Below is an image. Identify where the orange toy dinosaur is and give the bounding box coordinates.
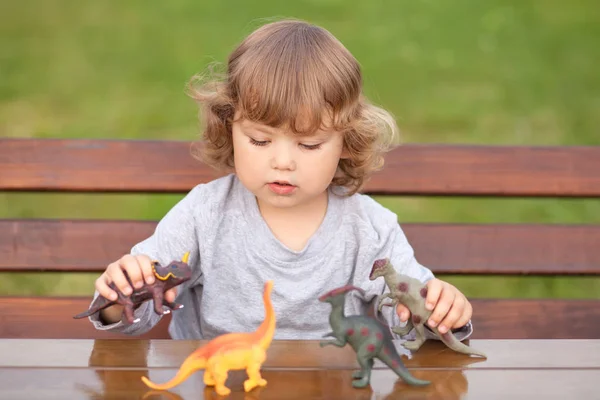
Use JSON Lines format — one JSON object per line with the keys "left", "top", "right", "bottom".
{"left": 141, "top": 280, "right": 276, "bottom": 396}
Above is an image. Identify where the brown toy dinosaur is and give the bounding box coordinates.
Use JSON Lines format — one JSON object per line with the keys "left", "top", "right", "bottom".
{"left": 369, "top": 258, "right": 487, "bottom": 358}
{"left": 319, "top": 285, "right": 430, "bottom": 388}
{"left": 73, "top": 252, "right": 193, "bottom": 325}
{"left": 141, "top": 280, "right": 276, "bottom": 396}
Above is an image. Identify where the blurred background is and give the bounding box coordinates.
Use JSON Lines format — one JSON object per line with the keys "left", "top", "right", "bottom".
{"left": 1, "top": 1, "right": 598, "bottom": 298}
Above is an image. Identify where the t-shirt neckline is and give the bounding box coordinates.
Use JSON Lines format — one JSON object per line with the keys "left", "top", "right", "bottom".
{"left": 237, "top": 177, "right": 344, "bottom": 263}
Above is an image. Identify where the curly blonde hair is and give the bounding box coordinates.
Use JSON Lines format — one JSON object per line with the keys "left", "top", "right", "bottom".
{"left": 187, "top": 18, "right": 399, "bottom": 195}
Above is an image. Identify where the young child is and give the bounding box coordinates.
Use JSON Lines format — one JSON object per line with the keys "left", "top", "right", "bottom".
{"left": 90, "top": 18, "right": 473, "bottom": 342}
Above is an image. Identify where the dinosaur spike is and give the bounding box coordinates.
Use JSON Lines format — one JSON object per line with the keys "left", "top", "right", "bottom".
{"left": 318, "top": 285, "right": 365, "bottom": 301}
{"left": 181, "top": 252, "right": 190, "bottom": 264}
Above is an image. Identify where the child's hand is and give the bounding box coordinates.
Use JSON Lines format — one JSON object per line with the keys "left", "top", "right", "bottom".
{"left": 95, "top": 254, "right": 177, "bottom": 303}
{"left": 396, "top": 278, "right": 472, "bottom": 334}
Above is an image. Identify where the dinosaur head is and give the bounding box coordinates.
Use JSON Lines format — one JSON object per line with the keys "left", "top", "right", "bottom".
{"left": 152, "top": 252, "right": 193, "bottom": 285}
{"left": 318, "top": 285, "right": 366, "bottom": 305}
{"left": 369, "top": 258, "right": 390, "bottom": 280}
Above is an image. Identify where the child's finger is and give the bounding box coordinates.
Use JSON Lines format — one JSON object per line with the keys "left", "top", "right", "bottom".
{"left": 120, "top": 254, "right": 144, "bottom": 291}
{"left": 427, "top": 285, "right": 455, "bottom": 328}
{"left": 425, "top": 279, "right": 443, "bottom": 311}
{"left": 106, "top": 261, "right": 132, "bottom": 296}
{"left": 135, "top": 255, "right": 155, "bottom": 285}
{"left": 395, "top": 303, "right": 410, "bottom": 322}
{"left": 95, "top": 273, "right": 117, "bottom": 301}
{"left": 438, "top": 295, "right": 465, "bottom": 334}
{"left": 453, "top": 298, "right": 472, "bottom": 329}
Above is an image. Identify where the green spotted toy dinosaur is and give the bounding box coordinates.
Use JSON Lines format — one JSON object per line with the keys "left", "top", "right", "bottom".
{"left": 369, "top": 257, "right": 487, "bottom": 358}
{"left": 318, "top": 285, "right": 430, "bottom": 389}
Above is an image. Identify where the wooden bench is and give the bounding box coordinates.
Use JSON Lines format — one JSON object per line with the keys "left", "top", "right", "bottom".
{"left": 1, "top": 138, "right": 599, "bottom": 339}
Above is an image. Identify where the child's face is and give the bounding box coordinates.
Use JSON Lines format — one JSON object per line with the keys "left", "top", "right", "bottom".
{"left": 232, "top": 113, "right": 346, "bottom": 210}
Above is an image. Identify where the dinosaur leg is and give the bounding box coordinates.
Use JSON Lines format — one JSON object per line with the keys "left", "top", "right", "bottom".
{"left": 392, "top": 319, "right": 414, "bottom": 336}
{"left": 244, "top": 363, "right": 268, "bottom": 392}
{"left": 352, "top": 358, "right": 373, "bottom": 380}
{"left": 401, "top": 321, "right": 427, "bottom": 351}
{"left": 162, "top": 299, "right": 183, "bottom": 311}
{"left": 319, "top": 336, "right": 347, "bottom": 348}
{"left": 377, "top": 293, "right": 396, "bottom": 312}
{"left": 243, "top": 347, "right": 268, "bottom": 392}
{"left": 244, "top": 365, "right": 267, "bottom": 392}
{"left": 210, "top": 363, "right": 230, "bottom": 396}
{"left": 114, "top": 290, "right": 139, "bottom": 324}
{"left": 123, "top": 302, "right": 140, "bottom": 324}
{"left": 352, "top": 352, "right": 374, "bottom": 388}
{"left": 203, "top": 371, "right": 215, "bottom": 386}
{"left": 151, "top": 290, "right": 167, "bottom": 316}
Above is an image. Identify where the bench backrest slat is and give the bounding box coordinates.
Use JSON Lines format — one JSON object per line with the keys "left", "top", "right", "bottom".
{"left": 1, "top": 297, "right": 598, "bottom": 339}
{"left": 2, "top": 139, "right": 600, "bottom": 197}
{"left": 2, "top": 220, "right": 598, "bottom": 275}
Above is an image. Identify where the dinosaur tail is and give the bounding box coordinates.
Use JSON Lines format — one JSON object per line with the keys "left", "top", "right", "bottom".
{"left": 140, "top": 349, "right": 207, "bottom": 390}
{"left": 72, "top": 297, "right": 112, "bottom": 319}
{"left": 378, "top": 342, "right": 430, "bottom": 386}
{"left": 435, "top": 329, "right": 487, "bottom": 358}
{"left": 255, "top": 280, "right": 276, "bottom": 350}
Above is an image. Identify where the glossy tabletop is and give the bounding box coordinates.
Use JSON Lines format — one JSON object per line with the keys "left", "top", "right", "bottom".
{"left": 1, "top": 339, "right": 598, "bottom": 399}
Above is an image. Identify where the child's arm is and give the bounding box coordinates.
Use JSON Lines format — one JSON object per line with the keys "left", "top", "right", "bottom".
{"left": 99, "top": 304, "right": 124, "bottom": 325}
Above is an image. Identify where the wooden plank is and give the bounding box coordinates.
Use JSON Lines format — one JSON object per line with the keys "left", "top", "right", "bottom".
{"left": 1, "top": 138, "right": 600, "bottom": 196}
{"left": 2, "top": 338, "right": 599, "bottom": 370}
{"left": 403, "top": 223, "right": 600, "bottom": 275}
{"left": 3, "top": 368, "right": 600, "bottom": 400}
{"left": 0, "top": 297, "right": 598, "bottom": 339}
{"left": 469, "top": 299, "right": 600, "bottom": 339}
{"left": 0, "top": 297, "right": 171, "bottom": 339}
{"left": 1, "top": 368, "right": 599, "bottom": 400}
{"left": 0, "top": 219, "right": 156, "bottom": 272}
{"left": 369, "top": 144, "right": 600, "bottom": 197}
{"left": 1, "top": 219, "right": 599, "bottom": 275}
{"left": 0, "top": 138, "right": 217, "bottom": 193}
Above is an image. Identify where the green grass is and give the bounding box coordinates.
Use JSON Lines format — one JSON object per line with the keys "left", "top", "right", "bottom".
{"left": 1, "top": 0, "right": 599, "bottom": 297}
{"left": 1, "top": 273, "right": 598, "bottom": 300}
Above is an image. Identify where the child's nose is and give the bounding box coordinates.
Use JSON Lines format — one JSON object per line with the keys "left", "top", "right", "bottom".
{"left": 270, "top": 145, "right": 296, "bottom": 171}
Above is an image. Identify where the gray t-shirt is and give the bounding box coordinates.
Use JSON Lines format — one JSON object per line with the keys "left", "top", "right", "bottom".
{"left": 89, "top": 173, "right": 472, "bottom": 341}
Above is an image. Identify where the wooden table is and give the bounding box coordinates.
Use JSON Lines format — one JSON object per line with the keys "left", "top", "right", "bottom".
{"left": 1, "top": 339, "right": 598, "bottom": 399}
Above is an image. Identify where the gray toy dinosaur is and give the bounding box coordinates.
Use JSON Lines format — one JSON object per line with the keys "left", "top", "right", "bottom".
{"left": 318, "top": 285, "right": 431, "bottom": 388}
{"left": 369, "top": 257, "right": 487, "bottom": 358}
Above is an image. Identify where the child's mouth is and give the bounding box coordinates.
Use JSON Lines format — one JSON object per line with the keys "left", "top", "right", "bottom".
{"left": 268, "top": 181, "right": 297, "bottom": 195}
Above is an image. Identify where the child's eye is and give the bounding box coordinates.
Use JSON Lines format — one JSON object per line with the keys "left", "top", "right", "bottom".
{"left": 249, "top": 138, "right": 269, "bottom": 146}
{"left": 300, "top": 143, "right": 322, "bottom": 150}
